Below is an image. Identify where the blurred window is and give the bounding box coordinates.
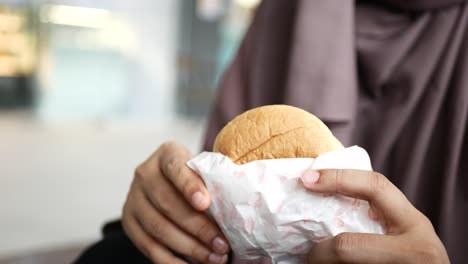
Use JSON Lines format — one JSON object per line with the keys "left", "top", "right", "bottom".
{"left": 5, "top": 0, "right": 260, "bottom": 120}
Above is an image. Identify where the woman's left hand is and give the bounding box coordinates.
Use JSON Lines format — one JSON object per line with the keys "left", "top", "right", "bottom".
{"left": 302, "top": 169, "right": 450, "bottom": 264}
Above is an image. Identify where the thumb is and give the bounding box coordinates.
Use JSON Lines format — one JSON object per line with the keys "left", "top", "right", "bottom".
{"left": 308, "top": 232, "right": 398, "bottom": 263}
{"left": 158, "top": 142, "right": 211, "bottom": 211}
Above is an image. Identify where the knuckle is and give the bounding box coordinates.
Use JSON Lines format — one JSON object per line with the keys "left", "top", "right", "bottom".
{"left": 368, "top": 171, "right": 389, "bottom": 197}
{"left": 333, "top": 233, "right": 354, "bottom": 260}
{"left": 155, "top": 190, "right": 172, "bottom": 217}
{"left": 181, "top": 179, "right": 195, "bottom": 197}
{"left": 194, "top": 217, "right": 217, "bottom": 243}
{"left": 160, "top": 141, "right": 177, "bottom": 152}
{"left": 134, "top": 165, "right": 147, "bottom": 182}
{"left": 419, "top": 213, "right": 434, "bottom": 228}
{"left": 122, "top": 195, "right": 137, "bottom": 228}
{"left": 335, "top": 169, "right": 345, "bottom": 192}
{"left": 121, "top": 221, "right": 148, "bottom": 258}
{"left": 142, "top": 244, "right": 167, "bottom": 264}
{"left": 166, "top": 156, "right": 183, "bottom": 178}
{"left": 122, "top": 200, "right": 131, "bottom": 220}
{"left": 147, "top": 215, "right": 166, "bottom": 240}
{"left": 121, "top": 211, "right": 131, "bottom": 235}
{"left": 188, "top": 243, "right": 208, "bottom": 261}
{"left": 416, "top": 241, "right": 445, "bottom": 263}
{"left": 145, "top": 248, "right": 164, "bottom": 264}
{"left": 138, "top": 242, "right": 152, "bottom": 259}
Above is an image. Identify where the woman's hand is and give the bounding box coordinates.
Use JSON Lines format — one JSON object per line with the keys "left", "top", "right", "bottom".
{"left": 302, "top": 169, "right": 449, "bottom": 264}
{"left": 122, "top": 142, "right": 229, "bottom": 264}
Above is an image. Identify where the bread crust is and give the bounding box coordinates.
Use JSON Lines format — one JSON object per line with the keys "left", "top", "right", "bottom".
{"left": 213, "top": 105, "right": 344, "bottom": 164}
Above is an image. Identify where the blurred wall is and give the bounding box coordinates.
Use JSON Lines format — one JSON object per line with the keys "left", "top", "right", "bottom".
{"left": 37, "top": 0, "right": 180, "bottom": 122}
{"left": 0, "top": 0, "right": 258, "bottom": 260}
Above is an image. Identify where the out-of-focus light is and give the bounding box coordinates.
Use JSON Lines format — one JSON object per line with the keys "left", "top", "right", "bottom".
{"left": 196, "top": 0, "right": 224, "bottom": 21}
{"left": 0, "top": 33, "right": 26, "bottom": 51}
{"left": 40, "top": 4, "right": 110, "bottom": 28}
{"left": 235, "top": 0, "right": 261, "bottom": 9}
{"left": 97, "top": 19, "right": 137, "bottom": 55}
{"left": 0, "top": 14, "right": 23, "bottom": 32}
{"left": 0, "top": 55, "right": 17, "bottom": 77}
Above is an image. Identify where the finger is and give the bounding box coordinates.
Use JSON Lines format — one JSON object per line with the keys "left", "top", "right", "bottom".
{"left": 159, "top": 142, "right": 211, "bottom": 211}
{"left": 123, "top": 213, "right": 188, "bottom": 264}
{"left": 135, "top": 189, "right": 228, "bottom": 263}
{"left": 135, "top": 144, "right": 230, "bottom": 255}
{"left": 301, "top": 169, "right": 417, "bottom": 229}
{"left": 139, "top": 170, "right": 230, "bottom": 254}
{"left": 308, "top": 232, "right": 401, "bottom": 263}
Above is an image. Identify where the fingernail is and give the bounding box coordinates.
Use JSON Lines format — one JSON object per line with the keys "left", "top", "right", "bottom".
{"left": 301, "top": 170, "right": 320, "bottom": 185}
{"left": 212, "top": 236, "right": 229, "bottom": 253}
{"left": 191, "top": 191, "right": 205, "bottom": 208}
{"left": 208, "top": 253, "right": 225, "bottom": 264}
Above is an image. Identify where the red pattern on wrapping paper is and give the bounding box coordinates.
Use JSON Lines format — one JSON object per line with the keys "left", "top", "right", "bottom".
{"left": 335, "top": 207, "right": 346, "bottom": 228}
{"left": 217, "top": 211, "right": 226, "bottom": 226}
{"left": 244, "top": 218, "right": 255, "bottom": 233}
{"left": 279, "top": 175, "right": 288, "bottom": 183}
{"left": 212, "top": 181, "right": 223, "bottom": 195}
{"left": 335, "top": 208, "right": 345, "bottom": 217}
{"left": 232, "top": 257, "right": 274, "bottom": 264}
{"left": 280, "top": 226, "right": 297, "bottom": 240}
{"left": 294, "top": 178, "right": 304, "bottom": 191}
{"left": 218, "top": 200, "right": 226, "bottom": 212}
{"left": 211, "top": 181, "right": 226, "bottom": 225}
{"left": 335, "top": 218, "right": 345, "bottom": 227}
{"left": 368, "top": 207, "right": 380, "bottom": 221}
{"left": 218, "top": 155, "right": 229, "bottom": 166}
{"left": 291, "top": 243, "right": 309, "bottom": 254}
{"left": 212, "top": 200, "right": 226, "bottom": 226}
{"left": 230, "top": 206, "right": 238, "bottom": 219}
{"left": 352, "top": 199, "right": 361, "bottom": 210}
{"left": 275, "top": 199, "right": 286, "bottom": 213}
{"left": 202, "top": 156, "right": 377, "bottom": 264}
{"left": 234, "top": 170, "right": 247, "bottom": 177}
{"left": 248, "top": 193, "right": 263, "bottom": 209}
{"left": 268, "top": 243, "right": 280, "bottom": 253}
{"left": 258, "top": 171, "right": 265, "bottom": 184}
{"left": 313, "top": 236, "right": 329, "bottom": 243}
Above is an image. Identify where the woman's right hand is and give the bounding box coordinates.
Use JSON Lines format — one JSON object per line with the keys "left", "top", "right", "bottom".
{"left": 122, "top": 142, "right": 230, "bottom": 264}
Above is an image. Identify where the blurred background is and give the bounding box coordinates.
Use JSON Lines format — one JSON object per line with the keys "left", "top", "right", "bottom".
{"left": 0, "top": 0, "right": 259, "bottom": 262}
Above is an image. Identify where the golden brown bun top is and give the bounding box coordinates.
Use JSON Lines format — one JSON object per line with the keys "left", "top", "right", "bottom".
{"left": 213, "top": 105, "right": 344, "bottom": 164}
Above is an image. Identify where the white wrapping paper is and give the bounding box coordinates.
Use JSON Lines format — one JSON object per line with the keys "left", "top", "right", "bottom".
{"left": 187, "top": 146, "right": 384, "bottom": 263}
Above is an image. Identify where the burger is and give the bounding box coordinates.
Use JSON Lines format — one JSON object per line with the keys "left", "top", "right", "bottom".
{"left": 213, "top": 105, "right": 343, "bottom": 164}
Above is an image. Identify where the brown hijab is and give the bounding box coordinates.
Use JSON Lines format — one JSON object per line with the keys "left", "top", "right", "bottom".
{"left": 203, "top": 0, "right": 468, "bottom": 262}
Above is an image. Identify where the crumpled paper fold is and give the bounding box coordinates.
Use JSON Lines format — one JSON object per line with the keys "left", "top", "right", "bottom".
{"left": 187, "top": 146, "right": 384, "bottom": 263}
